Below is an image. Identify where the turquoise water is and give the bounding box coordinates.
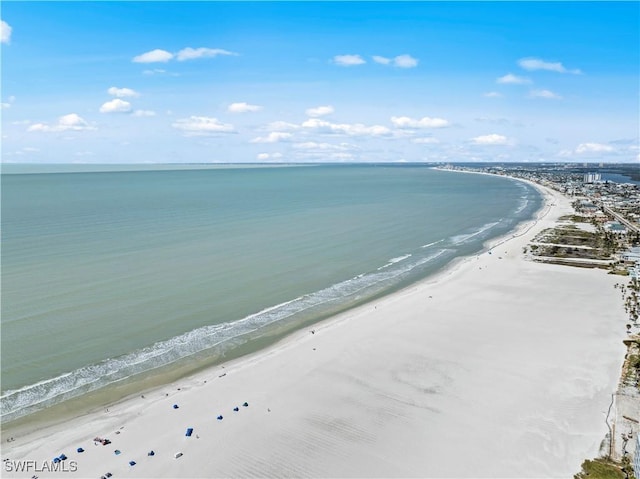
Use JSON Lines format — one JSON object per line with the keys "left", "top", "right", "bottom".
{"left": 1, "top": 165, "right": 541, "bottom": 422}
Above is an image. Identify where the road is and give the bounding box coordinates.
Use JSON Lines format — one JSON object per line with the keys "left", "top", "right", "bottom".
{"left": 602, "top": 205, "right": 640, "bottom": 234}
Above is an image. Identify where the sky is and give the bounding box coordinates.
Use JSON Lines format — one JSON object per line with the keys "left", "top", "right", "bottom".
{"left": 1, "top": 1, "right": 639, "bottom": 164}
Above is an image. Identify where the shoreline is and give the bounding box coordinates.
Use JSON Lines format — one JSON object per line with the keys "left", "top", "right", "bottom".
{"left": 0, "top": 168, "right": 541, "bottom": 432}
{"left": 2, "top": 178, "right": 627, "bottom": 477}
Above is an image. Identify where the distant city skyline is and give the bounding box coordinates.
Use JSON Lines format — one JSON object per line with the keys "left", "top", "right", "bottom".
{"left": 1, "top": 1, "right": 638, "bottom": 164}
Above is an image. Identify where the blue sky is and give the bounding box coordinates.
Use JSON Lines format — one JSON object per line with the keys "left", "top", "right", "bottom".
{"left": 1, "top": 1, "right": 638, "bottom": 163}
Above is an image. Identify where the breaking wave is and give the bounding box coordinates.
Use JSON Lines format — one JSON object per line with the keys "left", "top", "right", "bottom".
{"left": 1, "top": 248, "right": 452, "bottom": 422}
{"left": 449, "top": 221, "right": 500, "bottom": 246}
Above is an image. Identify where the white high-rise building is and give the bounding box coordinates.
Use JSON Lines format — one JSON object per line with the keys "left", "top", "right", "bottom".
{"left": 583, "top": 172, "right": 602, "bottom": 183}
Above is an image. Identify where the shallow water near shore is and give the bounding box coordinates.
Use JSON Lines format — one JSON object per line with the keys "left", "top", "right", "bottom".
{"left": 1, "top": 164, "right": 542, "bottom": 424}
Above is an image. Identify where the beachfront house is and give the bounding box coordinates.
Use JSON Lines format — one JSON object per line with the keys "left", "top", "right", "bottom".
{"left": 605, "top": 221, "right": 628, "bottom": 235}
{"left": 622, "top": 247, "right": 640, "bottom": 264}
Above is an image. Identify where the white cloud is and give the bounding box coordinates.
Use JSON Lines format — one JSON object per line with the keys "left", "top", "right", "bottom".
{"left": 257, "top": 152, "right": 283, "bottom": 161}
{"left": 372, "top": 55, "right": 391, "bottom": 65}
{"left": 228, "top": 102, "right": 262, "bottom": 113}
{"left": 176, "top": 47, "right": 236, "bottom": 61}
{"left": 302, "top": 118, "right": 391, "bottom": 137}
{"left": 99, "top": 99, "right": 132, "bottom": 113}
{"left": 28, "top": 113, "right": 95, "bottom": 132}
{"left": 265, "top": 121, "right": 300, "bottom": 131}
{"left": 143, "top": 69, "right": 167, "bottom": 75}
{"left": 393, "top": 54, "right": 418, "bottom": 68}
{"left": 134, "top": 47, "right": 235, "bottom": 64}
{"left": 1, "top": 102, "right": 9, "bottom": 109}
{"left": 391, "top": 116, "right": 450, "bottom": 129}
{"left": 497, "top": 73, "right": 531, "bottom": 85}
{"left": 412, "top": 137, "right": 440, "bottom": 144}
{"left": 1, "top": 20, "right": 12, "bottom": 44}
{"left": 305, "top": 105, "right": 334, "bottom": 117}
{"left": 172, "top": 116, "right": 235, "bottom": 136}
{"left": 132, "top": 49, "right": 174, "bottom": 63}
{"left": 529, "top": 89, "right": 562, "bottom": 99}
{"left": 333, "top": 54, "right": 366, "bottom": 66}
{"left": 250, "top": 132, "right": 292, "bottom": 143}
{"left": 292, "top": 141, "right": 352, "bottom": 151}
{"left": 518, "top": 57, "right": 581, "bottom": 74}
{"left": 372, "top": 54, "right": 418, "bottom": 68}
{"left": 575, "top": 143, "right": 614, "bottom": 154}
{"left": 484, "top": 92, "right": 503, "bottom": 98}
{"left": 132, "top": 110, "right": 156, "bottom": 117}
{"left": 108, "top": 87, "right": 139, "bottom": 98}
{"left": 22, "top": 147, "right": 40, "bottom": 152}
{"left": 471, "top": 134, "right": 509, "bottom": 145}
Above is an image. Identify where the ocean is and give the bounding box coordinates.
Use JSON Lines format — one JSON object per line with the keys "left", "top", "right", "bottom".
{"left": 0, "top": 164, "right": 542, "bottom": 424}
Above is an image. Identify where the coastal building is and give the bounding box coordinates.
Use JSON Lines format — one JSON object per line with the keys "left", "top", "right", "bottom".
{"left": 605, "top": 221, "right": 628, "bottom": 235}
{"left": 583, "top": 172, "right": 602, "bottom": 184}
{"left": 622, "top": 247, "right": 640, "bottom": 264}
{"left": 575, "top": 200, "right": 599, "bottom": 216}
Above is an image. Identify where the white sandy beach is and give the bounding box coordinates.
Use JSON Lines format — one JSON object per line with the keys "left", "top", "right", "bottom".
{"left": 2, "top": 183, "right": 627, "bottom": 478}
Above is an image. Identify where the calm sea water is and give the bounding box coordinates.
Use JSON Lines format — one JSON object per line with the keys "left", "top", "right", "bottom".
{"left": 1, "top": 165, "right": 541, "bottom": 422}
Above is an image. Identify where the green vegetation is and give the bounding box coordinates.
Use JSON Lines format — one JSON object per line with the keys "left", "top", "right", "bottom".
{"left": 627, "top": 279, "right": 640, "bottom": 324}
{"left": 531, "top": 226, "right": 614, "bottom": 261}
{"left": 530, "top": 209, "right": 628, "bottom": 265}
{"left": 629, "top": 354, "right": 640, "bottom": 373}
{"left": 574, "top": 457, "right": 631, "bottom": 479}
{"left": 622, "top": 352, "right": 640, "bottom": 388}
{"left": 559, "top": 214, "right": 591, "bottom": 223}
{"left": 619, "top": 278, "right": 640, "bottom": 324}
